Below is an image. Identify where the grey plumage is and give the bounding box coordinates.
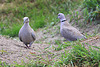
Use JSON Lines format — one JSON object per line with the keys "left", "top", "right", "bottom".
{"left": 19, "top": 17, "right": 36, "bottom": 48}
{"left": 58, "top": 13, "right": 86, "bottom": 41}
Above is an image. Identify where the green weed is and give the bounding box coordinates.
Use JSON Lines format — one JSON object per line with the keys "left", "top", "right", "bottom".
{"left": 0, "top": 23, "right": 22, "bottom": 37}
{"left": 83, "top": 0, "right": 100, "bottom": 23}
{"left": 59, "top": 42, "right": 100, "bottom": 67}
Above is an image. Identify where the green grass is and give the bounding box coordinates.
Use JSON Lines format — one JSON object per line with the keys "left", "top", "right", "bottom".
{"left": 59, "top": 43, "right": 100, "bottom": 67}
{"left": 0, "top": 0, "right": 83, "bottom": 37}
{"left": 82, "top": 0, "right": 100, "bottom": 23}
{"left": 53, "top": 39, "right": 100, "bottom": 67}
{"left": 68, "top": 0, "right": 100, "bottom": 28}
{"left": 0, "top": 60, "right": 46, "bottom": 67}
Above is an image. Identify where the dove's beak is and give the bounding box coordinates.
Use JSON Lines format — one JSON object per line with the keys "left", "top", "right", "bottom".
{"left": 23, "top": 20, "right": 25, "bottom": 24}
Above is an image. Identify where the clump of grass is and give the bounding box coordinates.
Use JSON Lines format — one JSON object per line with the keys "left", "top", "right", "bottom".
{"left": 0, "top": 61, "right": 10, "bottom": 67}
{"left": 69, "top": 0, "right": 100, "bottom": 27}
{"left": 55, "top": 44, "right": 63, "bottom": 51}
{"left": 54, "top": 40, "right": 73, "bottom": 51}
{"left": 0, "top": 60, "right": 46, "bottom": 67}
{"left": 82, "top": 0, "right": 100, "bottom": 23}
{"left": 59, "top": 42, "right": 100, "bottom": 67}
{"left": 0, "top": 23, "right": 22, "bottom": 37}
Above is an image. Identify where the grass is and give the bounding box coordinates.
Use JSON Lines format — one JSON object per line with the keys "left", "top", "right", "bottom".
{"left": 83, "top": 0, "right": 100, "bottom": 21}
{"left": 82, "top": 0, "right": 100, "bottom": 24}
{"left": 0, "top": 0, "right": 83, "bottom": 37}
{"left": 0, "top": 60, "right": 46, "bottom": 67}
{"left": 68, "top": 0, "right": 100, "bottom": 28}
{"left": 60, "top": 43, "right": 100, "bottom": 67}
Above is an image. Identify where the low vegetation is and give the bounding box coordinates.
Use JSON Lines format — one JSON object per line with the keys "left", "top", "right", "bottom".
{"left": 0, "top": 0, "right": 100, "bottom": 67}
{"left": 0, "top": 0, "right": 82, "bottom": 37}
{"left": 60, "top": 43, "right": 100, "bottom": 67}
{"left": 83, "top": 0, "right": 100, "bottom": 22}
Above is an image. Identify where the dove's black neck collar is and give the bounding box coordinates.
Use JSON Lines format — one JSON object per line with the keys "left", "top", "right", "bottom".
{"left": 61, "top": 19, "right": 66, "bottom": 22}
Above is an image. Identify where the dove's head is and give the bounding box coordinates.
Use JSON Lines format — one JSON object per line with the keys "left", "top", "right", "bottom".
{"left": 58, "top": 13, "right": 66, "bottom": 22}
{"left": 23, "top": 17, "right": 29, "bottom": 23}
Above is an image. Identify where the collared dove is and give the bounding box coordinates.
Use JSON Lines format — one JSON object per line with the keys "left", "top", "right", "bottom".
{"left": 19, "top": 17, "right": 36, "bottom": 48}
{"left": 58, "top": 13, "right": 86, "bottom": 41}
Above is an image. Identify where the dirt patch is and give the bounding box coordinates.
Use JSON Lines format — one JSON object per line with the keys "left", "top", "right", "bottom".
{"left": 0, "top": 35, "right": 68, "bottom": 64}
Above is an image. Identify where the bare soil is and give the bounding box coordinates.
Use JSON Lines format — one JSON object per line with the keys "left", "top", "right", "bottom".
{"left": 0, "top": 35, "right": 69, "bottom": 64}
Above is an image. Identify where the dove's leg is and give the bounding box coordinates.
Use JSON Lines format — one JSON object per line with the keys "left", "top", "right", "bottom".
{"left": 29, "top": 41, "right": 33, "bottom": 47}
{"left": 24, "top": 43, "right": 29, "bottom": 48}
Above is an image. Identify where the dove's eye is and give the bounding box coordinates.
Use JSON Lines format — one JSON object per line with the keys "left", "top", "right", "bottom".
{"left": 58, "top": 14, "right": 60, "bottom": 16}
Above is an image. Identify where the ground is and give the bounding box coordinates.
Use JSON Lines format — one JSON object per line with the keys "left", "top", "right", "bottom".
{"left": 0, "top": 33, "right": 99, "bottom": 64}
{"left": 0, "top": 35, "right": 68, "bottom": 64}
{"left": 0, "top": 12, "right": 100, "bottom": 64}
